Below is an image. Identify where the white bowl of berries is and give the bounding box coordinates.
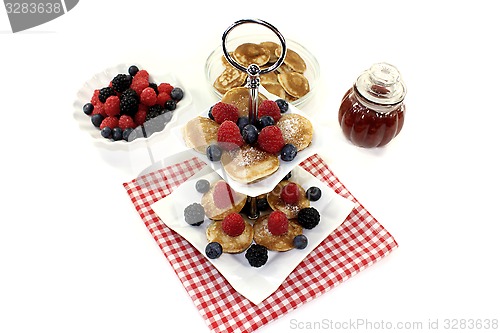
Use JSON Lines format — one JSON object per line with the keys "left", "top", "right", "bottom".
{"left": 73, "top": 64, "right": 192, "bottom": 148}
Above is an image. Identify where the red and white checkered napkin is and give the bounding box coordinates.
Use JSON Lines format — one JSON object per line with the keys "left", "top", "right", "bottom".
{"left": 123, "top": 154, "right": 398, "bottom": 333}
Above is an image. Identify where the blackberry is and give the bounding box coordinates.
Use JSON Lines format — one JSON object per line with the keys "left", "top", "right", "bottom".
{"left": 276, "top": 99, "right": 289, "bottom": 113}
{"left": 195, "top": 179, "right": 210, "bottom": 193}
{"left": 297, "top": 207, "right": 320, "bottom": 229}
{"left": 256, "top": 197, "right": 269, "bottom": 211}
{"left": 98, "top": 86, "right": 116, "bottom": 103}
{"left": 245, "top": 244, "right": 268, "bottom": 267}
{"left": 306, "top": 187, "right": 322, "bottom": 201}
{"left": 120, "top": 96, "right": 139, "bottom": 116}
{"left": 170, "top": 87, "right": 184, "bottom": 101}
{"left": 128, "top": 65, "right": 139, "bottom": 77}
{"left": 205, "top": 242, "right": 223, "bottom": 259}
{"left": 121, "top": 88, "right": 139, "bottom": 102}
{"left": 146, "top": 104, "right": 165, "bottom": 121}
{"left": 164, "top": 99, "right": 176, "bottom": 111}
{"left": 149, "top": 82, "right": 159, "bottom": 94}
{"left": 111, "top": 74, "right": 132, "bottom": 93}
{"left": 184, "top": 203, "right": 205, "bottom": 226}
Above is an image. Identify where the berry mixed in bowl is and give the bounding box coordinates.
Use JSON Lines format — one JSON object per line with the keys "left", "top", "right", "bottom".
{"left": 74, "top": 64, "right": 192, "bottom": 147}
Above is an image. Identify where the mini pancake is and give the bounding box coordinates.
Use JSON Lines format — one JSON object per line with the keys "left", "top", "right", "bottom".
{"left": 267, "top": 181, "right": 310, "bottom": 219}
{"left": 221, "top": 145, "right": 279, "bottom": 184}
{"left": 183, "top": 116, "right": 220, "bottom": 153}
{"left": 277, "top": 72, "right": 310, "bottom": 99}
{"left": 213, "top": 67, "right": 247, "bottom": 95}
{"left": 221, "top": 87, "right": 267, "bottom": 118}
{"left": 201, "top": 180, "right": 247, "bottom": 221}
{"left": 260, "top": 41, "right": 280, "bottom": 63}
{"left": 206, "top": 219, "right": 254, "bottom": 253}
{"left": 253, "top": 215, "right": 303, "bottom": 252}
{"left": 262, "top": 82, "right": 287, "bottom": 99}
{"left": 276, "top": 113, "right": 313, "bottom": 151}
{"left": 233, "top": 43, "right": 270, "bottom": 67}
{"left": 275, "top": 48, "right": 307, "bottom": 73}
{"left": 259, "top": 71, "right": 279, "bottom": 84}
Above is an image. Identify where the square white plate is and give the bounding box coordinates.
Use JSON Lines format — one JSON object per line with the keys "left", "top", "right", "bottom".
{"left": 151, "top": 165, "right": 354, "bottom": 304}
{"left": 171, "top": 87, "right": 323, "bottom": 197}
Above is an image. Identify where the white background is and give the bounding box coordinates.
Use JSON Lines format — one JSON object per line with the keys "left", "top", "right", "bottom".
{"left": 1, "top": 1, "right": 499, "bottom": 332}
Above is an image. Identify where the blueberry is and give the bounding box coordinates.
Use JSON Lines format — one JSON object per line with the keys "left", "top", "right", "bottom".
{"left": 82, "top": 103, "right": 94, "bottom": 115}
{"left": 90, "top": 114, "right": 104, "bottom": 127}
{"left": 256, "top": 197, "right": 269, "bottom": 211}
{"left": 170, "top": 87, "right": 184, "bottom": 101}
{"left": 242, "top": 124, "right": 258, "bottom": 144}
{"left": 281, "top": 143, "right": 297, "bottom": 162}
{"left": 208, "top": 106, "right": 214, "bottom": 120}
{"left": 206, "top": 144, "right": 222, "bottom": 162}
{"left": 122, "top": 128, "right": 133, "bottom": 141}
{"left": 282, "top": 171, "right": 292, "bottom": 181}
{"left": 258, "top": 115, "right": 274, "bottom": 129}
{"left": 293, "top": 234, "right": 308, "bottom": 249}
{"left": 306, "top": 187, "right": 322, "bottom": 201}
{"left": 276, "top": 99, "right": 289, "bottom": 113}
{"left": 128, "top": 65, "right": 139, "bottom": 76}
{"left": 205, "top": 242, "right": 223, "bottom": 259}
{"left": 195, "top": 179, "right": 210, "bottom": 193}
{"left": 101, "top": 126, "right": 112, "bottom": 138}
{"left": 237, "top": 116, "right": 250, "bottom": 132}
{"left": 112, "top": 127, "right": 123, "bottom": 141}
{"left": 164, "top": 99, "right": 176, "bottom": 111}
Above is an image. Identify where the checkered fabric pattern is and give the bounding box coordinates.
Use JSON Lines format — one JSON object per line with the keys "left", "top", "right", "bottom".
{"left": 123, "top": 154, "right": 398, "bottom": 333}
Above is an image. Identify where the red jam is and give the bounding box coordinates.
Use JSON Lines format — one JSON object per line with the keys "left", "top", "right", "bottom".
{"left": 338, "top": 63, "right": 406, "bottom": 148}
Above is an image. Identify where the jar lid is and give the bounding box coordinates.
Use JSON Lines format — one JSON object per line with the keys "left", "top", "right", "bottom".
{"left": 355, "top": 62, "right": 406, "bottom": 105}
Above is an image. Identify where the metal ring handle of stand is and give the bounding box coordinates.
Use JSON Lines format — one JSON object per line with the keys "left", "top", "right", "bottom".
{"left": 221, "top": 19, "right": 287, "bottom": 74}
{"left": 221, "top": 19, "right": 287, "bottom": 220}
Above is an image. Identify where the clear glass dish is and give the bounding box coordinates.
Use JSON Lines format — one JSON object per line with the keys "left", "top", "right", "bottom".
{"left": 205, "top": 35, "right": 320, "bottom": 109}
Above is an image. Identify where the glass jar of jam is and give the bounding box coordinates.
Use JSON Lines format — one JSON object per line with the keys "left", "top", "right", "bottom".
{"left": 338, "top": 62, "right": 407, "bottom": 148}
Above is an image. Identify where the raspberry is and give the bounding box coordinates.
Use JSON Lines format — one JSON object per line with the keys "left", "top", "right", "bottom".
{"left": 158, "top": 82, "right": 174, "bottom": 95}
{"left": 156, "top": 92, "right": 171, "bottom": 106}
{"left": 99, "top": 116, "right": 119, "bottom": 130}
{"left": 103, "top": 95, "right": 120, "bottom": 117}
{"left": 281, "top": 183, "right": 300, "bottom": 204}
{"left": 221, "top": 213, "right": 246, "bottom": 237}
{"left": 211, "top": 102, "right": 239, "bottom": 124}
{"left": 130, "top": 77, "right": 149, "bottom": 95}
{"left": 267, "top": 211, "right": 289, "bottom": 236}
{"left": 213, "top": 181, "right": 236, "bottom": 209}
{"left": 258, "top": 100, "right": 281, "bottom": 123}
{"left": 91, "top": 103, "right": 106, "bottom": 116}
{"left": 134, "top": 107, "right": 147, "bottom": 126}
{"left": 134, "top": 69, "right": 149, "bottom": 80}
{"left": 217, "top": 120, "right": 244, "bottom": 150}
{"left": 140, "top": 87, "right": 157, "bottom": 106}
{"left": 90, "top": 89, "right": 100, "bottom": 105}
{"left": 118, "top": 115, "right": 136, "bottom": 130}
{"left": 257, "top": 125, "right": 285, "bottom": 154}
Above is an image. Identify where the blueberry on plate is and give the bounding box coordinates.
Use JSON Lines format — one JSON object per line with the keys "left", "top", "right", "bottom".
{"left": 293, "top": 234, "right": 308, "bottom": 249}
{"left": 306, "top": 186, "right": 322, "bottom": 201}
{"left": 112, "top": 127, "right": 123, "bottom": 141}
{"left": 242, "top": 124, "right": 258, "bottom": 144}
{"left": 237, "top": 116, "right": 250, "bottom": 132}
{"left": 100, "top": 126, "right": 112, "bottom": 139}
{"left": 170, "top": 87, "right": 184, "bottom": 101}
{"left": 91, "top": 114, "right": 104, "bottom": 127}
{"left": 82, "top": 103, "right": 94, "bottom": 115}
{"left": 195, "top": 179, "right": 210, "bottom": 193}
{"left": 205, "top": 242, "right": 223, "bottom": 259}
{"left": 281, "top": 143, "right": 297, "bottom": 162}
{"left": 275, "top": 99, "right": 289, "bottom": 113}
{"left": 206, "top": 144, "right": 222, "bottom": 162}
{"left": 258, "top": 115, "right": 274, "bottom": 129}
